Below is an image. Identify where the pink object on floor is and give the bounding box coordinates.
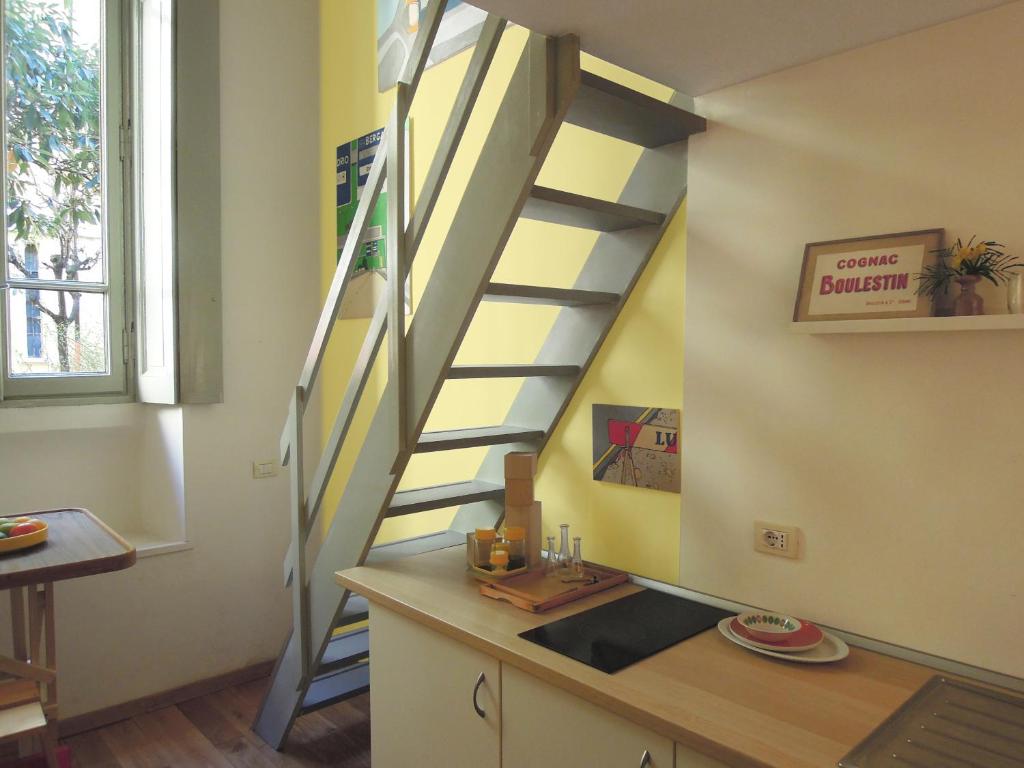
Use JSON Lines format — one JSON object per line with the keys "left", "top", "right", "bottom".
{"left": 0, "top": 746, "right": 71, "bottom": 768}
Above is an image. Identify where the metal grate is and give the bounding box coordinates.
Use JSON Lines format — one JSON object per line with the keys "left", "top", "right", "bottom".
{"left": 840, "top": 676, "right": 1024, "bottom": 767}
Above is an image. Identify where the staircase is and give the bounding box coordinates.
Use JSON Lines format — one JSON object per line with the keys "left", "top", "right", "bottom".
{"left": 253, "top": 3, "right": 705, "bottom": 749}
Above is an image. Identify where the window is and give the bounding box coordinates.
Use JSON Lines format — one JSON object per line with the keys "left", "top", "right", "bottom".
{"left": 1, "top": 0, "right": 128, "bottom": 401}
{"left": 0, "top": 0, "right": 222, "bottom": 406}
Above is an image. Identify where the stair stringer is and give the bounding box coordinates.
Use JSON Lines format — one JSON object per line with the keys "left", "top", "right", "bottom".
{"left": 455, "top": 112, "right": 692, "bottom": 518}
{"left": 253, "top": 32, "right": 581, "bottom": 749}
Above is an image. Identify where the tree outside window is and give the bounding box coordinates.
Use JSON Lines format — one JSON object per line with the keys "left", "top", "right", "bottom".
{"left": 5, "top": 0, "right": 107, "bottom": 375}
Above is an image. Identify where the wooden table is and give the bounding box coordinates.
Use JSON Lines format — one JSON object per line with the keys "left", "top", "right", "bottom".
{"left": 0, "top": 509, "right": 135, "bottom": 766}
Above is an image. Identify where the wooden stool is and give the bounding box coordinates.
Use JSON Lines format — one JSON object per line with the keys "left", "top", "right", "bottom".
{"left": 0, "top": 679, "right": 57, "bottom": 768}
{"left": 0, "top": 510, "right": 135, "bottom": 768}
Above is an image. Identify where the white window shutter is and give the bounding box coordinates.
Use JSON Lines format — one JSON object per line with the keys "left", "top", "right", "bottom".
{"left": 135, "top": 0, "right": 178, "bottom": 404}
{"left": 135, "top": 0, "right": 221, "bottom": 404}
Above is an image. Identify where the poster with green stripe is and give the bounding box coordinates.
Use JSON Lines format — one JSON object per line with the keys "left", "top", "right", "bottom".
{"left": 337, "top": 128, "right": 387, "bottom": 274}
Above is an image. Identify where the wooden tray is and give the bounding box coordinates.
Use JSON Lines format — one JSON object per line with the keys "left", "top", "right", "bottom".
{"left": 478, "top": 562, "right": 628, "bottom": 613}
{"left": 469, "top": 563, "right": 530, "bottom": 582}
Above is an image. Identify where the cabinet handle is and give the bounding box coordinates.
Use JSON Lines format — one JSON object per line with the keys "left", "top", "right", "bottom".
{"left": 472, "top": 672, "right": 486, "bottom": 718}
{"left": 640, "top": 749, "right": 652, "bottom": 767}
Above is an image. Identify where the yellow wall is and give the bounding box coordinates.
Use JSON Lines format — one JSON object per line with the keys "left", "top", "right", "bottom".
{"left": 319, "top": 0, "right": 685, "bottom": 583}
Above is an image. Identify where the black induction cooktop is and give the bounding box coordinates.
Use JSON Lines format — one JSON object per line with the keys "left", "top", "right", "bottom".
{"left": 519, "top": 589, "right": 731, "bottom": 673}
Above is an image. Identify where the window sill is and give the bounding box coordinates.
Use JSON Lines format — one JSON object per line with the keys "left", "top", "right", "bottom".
{"left": 120, "top": 529, "right": 193, "bottom": 559}
{"left": 0, "top": 402, "right": 139, "bottom": 433}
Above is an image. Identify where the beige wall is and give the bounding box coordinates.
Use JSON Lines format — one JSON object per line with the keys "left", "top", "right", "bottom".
{"left": 0, "top": 0, "right": 320, "bottom": 717}
{"left": 683, "top": 1, "right": 1024, "bottom": 676}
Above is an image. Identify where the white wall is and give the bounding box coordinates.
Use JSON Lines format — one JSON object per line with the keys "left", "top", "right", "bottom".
{"left": 0, "top": 0, "right": 320, "bottom": 717}
{"left": 682, "top": 1, "right": 1024, "bottom": 676}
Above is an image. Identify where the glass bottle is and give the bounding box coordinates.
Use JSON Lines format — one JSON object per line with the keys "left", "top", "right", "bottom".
{"left": 490, "top": 549, "right": 509, "bottom": 575}
{"left": 545, "top": 536, "right": 557, "bottom": 575}
{"left": 572, "top": 536, "right": 583, "bottom": 577}
{"left": 557, "top": 524, "right": 572, "bottom": 573}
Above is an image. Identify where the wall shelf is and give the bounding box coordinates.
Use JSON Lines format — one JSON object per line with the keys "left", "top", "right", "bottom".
{"left": 790, "top": 315, "right": 1024, "bottom": 334}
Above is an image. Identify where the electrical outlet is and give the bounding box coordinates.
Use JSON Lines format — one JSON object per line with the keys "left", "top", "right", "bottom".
{"left": 252, "top": 460, "right": 279, "bottom": 479}
{"left": 754, "top": 521, "right": 800, "bottom": 559}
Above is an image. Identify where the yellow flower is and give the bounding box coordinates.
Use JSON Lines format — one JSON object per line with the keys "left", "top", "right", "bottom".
{"left": 950, "top": 248, "right": 966, "bottom": 270}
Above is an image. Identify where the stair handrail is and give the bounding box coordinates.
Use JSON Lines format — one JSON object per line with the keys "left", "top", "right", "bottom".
{"left": 278, "top": 1, "right": 508, "bottom": 681}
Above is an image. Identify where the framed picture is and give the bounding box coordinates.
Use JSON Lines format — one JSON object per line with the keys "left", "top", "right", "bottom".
{"left": 792, "top": 229, "right": 944, "bottom": 322}
{"left": 592, "top": 404, "right": 680, "bottom": 494}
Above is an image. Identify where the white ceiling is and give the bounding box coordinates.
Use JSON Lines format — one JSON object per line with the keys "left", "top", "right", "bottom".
{"left": 469, "top": 0, "right": 1017, "bottom": 95}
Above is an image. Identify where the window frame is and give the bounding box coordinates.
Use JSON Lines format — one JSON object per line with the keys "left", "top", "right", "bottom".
{"left": 0, "top": 0, "right": 132, "bottom": 405}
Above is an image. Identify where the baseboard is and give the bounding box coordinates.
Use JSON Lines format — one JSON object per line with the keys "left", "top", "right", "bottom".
{"left": 58, "top": 659, "right": 276, "bottom": 738}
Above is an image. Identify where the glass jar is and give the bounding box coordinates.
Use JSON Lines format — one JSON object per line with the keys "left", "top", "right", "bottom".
{"left": 473, "top": 528, "right": 496, "bottom": 569}
{"left": 505, "top": 526, "right": 526, "bottom": 570}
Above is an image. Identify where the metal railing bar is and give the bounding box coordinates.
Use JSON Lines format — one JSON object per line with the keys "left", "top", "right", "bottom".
{"left": 282, "top": 297, "right": 388, "bottom": 587}
{"left": 294, "top": 122, "right": 389, "bottom": 398}
{"left": 407, "top": 14, "right": 506, "bottom": 257}
{"left": 307, "top": 297, "right": 388, "bottom": 528}
{"left": 287, "top": 386, "right": 311, "bottom": 682}
{"left": 387, "top": 85, "right": 410, "bottom": 458}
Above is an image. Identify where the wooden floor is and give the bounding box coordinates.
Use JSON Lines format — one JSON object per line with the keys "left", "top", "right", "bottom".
{"left": 62, "top": 679, "right": 371, "bottom": 768}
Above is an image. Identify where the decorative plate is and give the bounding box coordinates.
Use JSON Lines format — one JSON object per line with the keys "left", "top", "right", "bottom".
{"left": 729, "top": 617, "right": 823, "bottom": 652}
{"left": 737, "top": 610, "right": 802, "bottom": 641}
{"left": 718, "top": 618, "right": 849, "bottom": 664}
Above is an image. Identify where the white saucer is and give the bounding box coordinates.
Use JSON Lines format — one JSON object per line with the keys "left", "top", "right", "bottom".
{"left": 717, "top": 618, "right": 850, "bottom": 664}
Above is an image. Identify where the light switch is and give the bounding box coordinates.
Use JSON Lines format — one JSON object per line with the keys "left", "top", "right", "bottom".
{"left": 252, "top": 460, "right": 279, "bottom": 479}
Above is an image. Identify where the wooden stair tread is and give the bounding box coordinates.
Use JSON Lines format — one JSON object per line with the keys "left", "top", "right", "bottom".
{"left": 482, "top": 283, "right": 619, "bottom": 307}
{"left": 0, "top": 700, "right": 46, "bottom": 740}
{"left": 415, "top": 425, "right": 544, "bottom": 453}
{"left": 300, "top": 662, "right": 369, "bottom": 714}
{"left": 521, "top": 185, "right": 664, "bottom": 232}
{"left": 387, "top": 481, "right": 504, "bottom": 517}
{"left": 447, "top": 364, "right": 580, "bottom": 379}
{"left": 335, "top": 593, "right": 369, "bottom": 628}
{"left": 565, "top": 70, "right": 707, "bottom": 148}
{"left": 317, "top": 627, "right": 369, "bottom": 677}
{"left": 366, "top": 530, "right": 466, "bottom": 565}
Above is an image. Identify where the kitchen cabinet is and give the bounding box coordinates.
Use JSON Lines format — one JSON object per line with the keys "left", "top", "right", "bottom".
{"left": 369, "top": 605, "right": 500, "bottom": 768}
{"left": 677, "top": 742, "right": 732, "bottom": 768}
{"left": 502, "top": 664, "right": 675, "bottom": 767}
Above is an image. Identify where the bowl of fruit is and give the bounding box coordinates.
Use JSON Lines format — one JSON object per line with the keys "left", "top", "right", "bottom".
{"left": 0, "top": 516, "right": 49, "bottom": 554}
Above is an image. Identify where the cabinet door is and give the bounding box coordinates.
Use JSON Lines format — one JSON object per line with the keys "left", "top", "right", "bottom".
{"left": 502, "top": 664, "right": 674, "bottom": 768}
{"left": 370, "top": 605, "right": 500, "bottom": 768}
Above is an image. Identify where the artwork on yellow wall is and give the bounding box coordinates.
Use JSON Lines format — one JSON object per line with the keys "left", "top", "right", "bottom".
{"left": 592, "top": 405, "right": 680, "bottom": 493}
{"left": 336, "top": 126, "right": 412, "bottom": 319}
{"left": 376, "top": 0, "right": 487, "bottom": 92}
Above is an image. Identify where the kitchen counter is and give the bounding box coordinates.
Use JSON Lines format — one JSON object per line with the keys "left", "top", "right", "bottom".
{"left": 336, "top": 546, "right": 938, "bottom": 768}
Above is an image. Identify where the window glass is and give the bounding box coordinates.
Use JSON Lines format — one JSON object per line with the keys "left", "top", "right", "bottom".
{"left": 4, "top": 0, "right": 111, "bottom": 379}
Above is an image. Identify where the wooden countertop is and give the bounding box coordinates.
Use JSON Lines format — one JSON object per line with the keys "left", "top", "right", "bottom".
{"left": 336, "top": 547, "right": 937, "bottom": 768}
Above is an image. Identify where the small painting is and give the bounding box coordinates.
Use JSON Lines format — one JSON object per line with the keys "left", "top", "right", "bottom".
{"left": 377, "top": 0, "right": 487, "bottom": 93}
{"left": 592, "top": 405, "right": 680, "bottom": 493}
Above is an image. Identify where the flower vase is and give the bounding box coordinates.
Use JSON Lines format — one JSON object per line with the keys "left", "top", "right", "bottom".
{"left": 953, "top": 275, "right": 984, "bottom": 316}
